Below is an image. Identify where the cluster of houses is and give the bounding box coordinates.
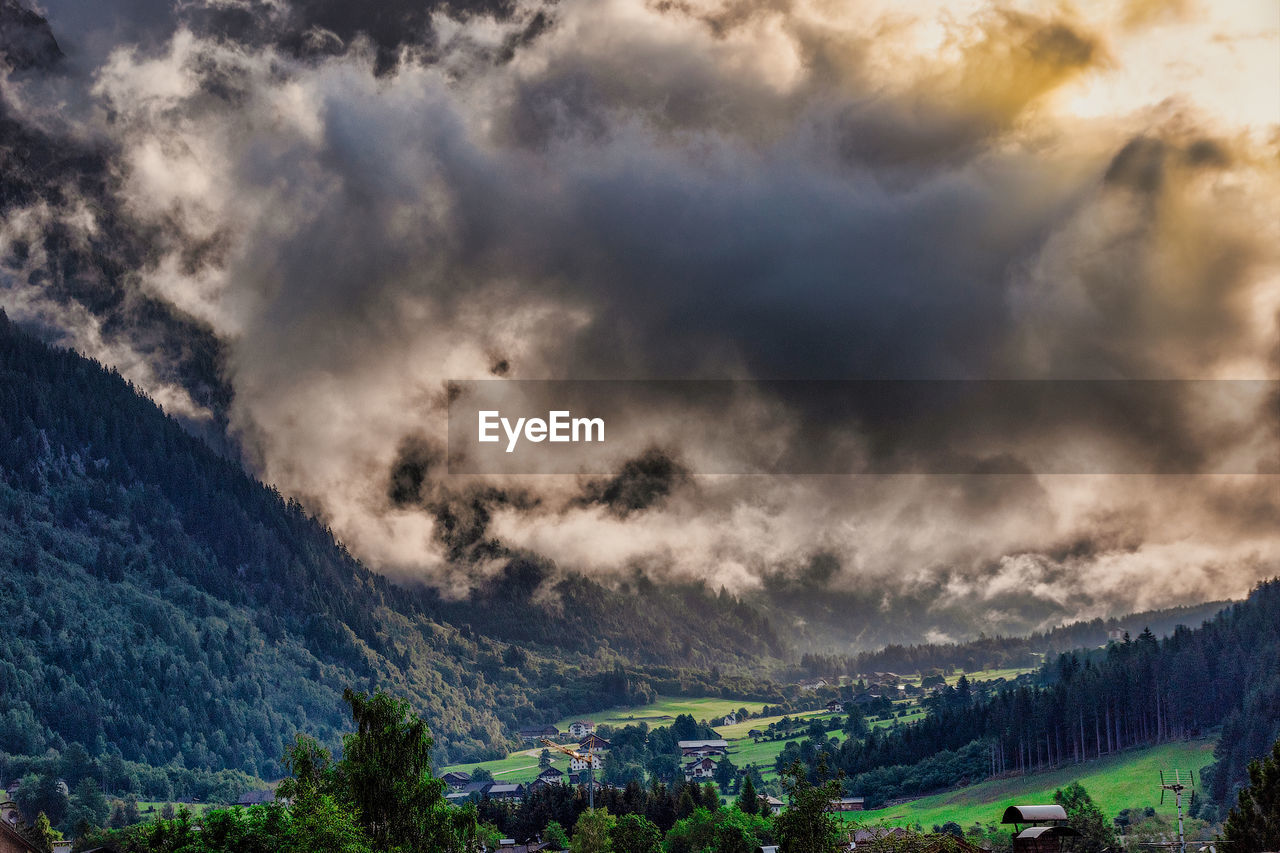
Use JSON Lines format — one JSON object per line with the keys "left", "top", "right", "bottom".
{"left": 679, "top": 739, "right": 729, "bottom": 782}
{"left": 453, "top": 726, "right": 867, "bottom": 818}
{"left": 445, "top": 724, "right": 612, "bottom": 807}
{"left": 516, "top": 719, "right": 597, "bottom": 744}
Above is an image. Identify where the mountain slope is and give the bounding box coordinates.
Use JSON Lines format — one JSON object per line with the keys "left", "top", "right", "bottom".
{"left": 0, "top": 312, "right": 784, "bottom": 782}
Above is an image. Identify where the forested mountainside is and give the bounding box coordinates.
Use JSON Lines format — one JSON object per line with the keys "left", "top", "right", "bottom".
{"left": 783, "top": 578, "right": 1280, "bottom": 813}
{"left": 0, "top": 313, "right": 785, "bottom": 783}
{"left": 761, "top": 571, "right": 1236, "bottom": 657}
{"left": 795, "top": 599, "right": 1233, "bottom": 677}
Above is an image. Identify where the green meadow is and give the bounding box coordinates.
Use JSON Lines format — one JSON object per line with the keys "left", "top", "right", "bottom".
{"left": 554, "top": 696, "right": 771, "bottom": 729}
{"left": 846, "top": 738, "right": 1218, "bottom": 830}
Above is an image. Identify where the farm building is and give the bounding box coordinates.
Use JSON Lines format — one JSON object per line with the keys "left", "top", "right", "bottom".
{"left": 828, "top": 796, "right": 865, "bottom": 812}
{"left": 536, "top": 766, "right": 565, "bottom": 784}
{"left": 678, "top": 739, "right": 729, "bottom": 758}
{"left": 487, "top": 783, "right": 526, "bottom": 801}
{"left": 441, "top": 771, "right": 471, "bottom": 789}
{"left": 518, "top": 726, "right": 561, "bottom": 743}
{"left": 578, "top": 733, "right": 610, "bottom": 752}
{"left": 1002, "top": 804, "right": 1080, "bottom": 853}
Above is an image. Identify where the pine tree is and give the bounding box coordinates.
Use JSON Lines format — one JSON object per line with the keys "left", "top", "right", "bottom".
{"left": 677, "top": 786, "right": 696, "bottom": 819}
{"left": 737, "top": 775, "right": 760, "bottom": 816}
{"left": 1222, "top": 737, "right": 1280, "bottom": 852}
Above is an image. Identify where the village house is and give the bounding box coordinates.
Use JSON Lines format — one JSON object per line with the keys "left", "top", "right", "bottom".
{"left": 828, "top": 796, "right": 865, "bottom": 812}
{"left": 568, "top": 772, "right": 603, "bottom": 790}
{"left": 677, "top": 739, "right": 728, "bottom": 758}
{"left": 568, "top": 733, "right": 609, "bottom": 773}
{"left": 528, "top": 766, "right": 566, "bottom": 793}
{"left": 566, "top": 720, "right": 595, "bottom": 738}
{"left": 826, "top": 700, "right": 845, "bottom": 713}
{"left": 441, "top": 771, "right": 472, "bottom": 789}
{"left": 0, "top": 802, "right": 39, "bottom": 853}
{"left": 518, "top": 726, "right": 561, "bottom": 744}
{"left": 683, "top": 757, "right": 717, "bottom": 781}
{"left": 492, "top": 839, "right": 554, "bottom": 853}
{"left": 747, "top": 729, "right": 764, "bottom": 738}
{"left": 570, "top": 752, "right": 603, "bottom": 773}
{"left": 578, "top": 733, "right": 609, "bottom": 752}
{"left": 487, "top": 783, "right": 526, "bottom": 802}
{"left": 762, "top": 795, "right": 784, "bottom": 816}
{"left": 535, "top": 766, "right": 565, "bottom": 785}
{"left": 456, "top": 781, "right": 494, "bottom": 801}
{"left": 849, "top": 826, "right": 908, "bottom": 848}
{"left": 0, "top": 820, "right": 39, "bottom": 853}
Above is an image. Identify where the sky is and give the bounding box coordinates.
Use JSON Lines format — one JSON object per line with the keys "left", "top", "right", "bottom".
{"left": 1, "top": 0, "right": 1278, "bottom": 638}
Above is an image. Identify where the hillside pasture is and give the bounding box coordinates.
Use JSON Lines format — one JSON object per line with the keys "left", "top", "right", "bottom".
{"left": 846, "top": 738, "right": 1217, "bottom": 830}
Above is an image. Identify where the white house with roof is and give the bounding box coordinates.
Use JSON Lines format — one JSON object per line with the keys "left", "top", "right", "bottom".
{"left": 683, "top": 757, "right": 717, "bottom": 781}
{"left": 567, "top": 720, "right": 595, "bottom": 738}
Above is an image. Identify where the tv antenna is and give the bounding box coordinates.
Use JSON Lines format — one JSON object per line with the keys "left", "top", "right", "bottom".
{"left": 1158, "top": 769, "right": 1195, "bottom": 853}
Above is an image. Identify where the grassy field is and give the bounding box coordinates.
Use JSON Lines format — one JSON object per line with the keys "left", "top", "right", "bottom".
{"left": 889, "top": 666, "right": 1040, "bottom": 690}
{"left": 136, "top": 801, "right": 218, "bottom": 816}
{"left": 442, "top": 674, "right": 1032, "bottom": 789}
{"left": 449, "top": 691, "right": 938, "bottom": 785}
{"left": 716, "top": 709, "right": 836, "bottom": 740}
{"left": 554, "top": 696, "right": 771, "bottom": 729}
{"left": 845, "top": 738, "right": 1218, "bottom": 829}
{"left": 441, "top": 749, "right": 578, "bottom": 783}
{"left": 729, "top": 728, "right": 849, "bottom": 780}
{"left": 447, "top": 698, "right": 833, "bottom": 783}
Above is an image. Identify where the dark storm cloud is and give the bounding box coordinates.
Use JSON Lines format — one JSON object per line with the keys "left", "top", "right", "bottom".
{"left": 0, "top": 37, "right": 234, "bottom": 434}
{"left": 388, "top": 433, "right": 539, "bottom": 565}
{"left": 573, "top": 447, "right": 690, "bottom": 517}
{"left": 0, "top": 0, "right": 63, "bottom": 70}
{"left": 1, "top": 0, "right": 1277, "bottom": 630}
{"left": 33, "top": 0, "right": 527, "bottom": 72}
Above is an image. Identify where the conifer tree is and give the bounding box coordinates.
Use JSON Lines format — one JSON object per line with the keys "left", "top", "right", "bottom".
{"left": 1223, "top": 737, "right": 1280, "bottom": 853}
{"left": 737, "top": 775, "right": 759, "bottom": 816}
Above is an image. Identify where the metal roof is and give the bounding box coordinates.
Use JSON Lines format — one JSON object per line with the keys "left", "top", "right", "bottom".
{"left": 678, "top": 740, "right": 729, "bottom": 748}
{"left": 1001, "top": 804, "right": 1068, "bottom": 824}
{"left": 1015, "top": 826, "right": 1081, "bottom": 839}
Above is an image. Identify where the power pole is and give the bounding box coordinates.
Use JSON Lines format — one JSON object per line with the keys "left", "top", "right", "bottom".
{"left": 1158, "top": 769, "right": 1194, "bottom": 853}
